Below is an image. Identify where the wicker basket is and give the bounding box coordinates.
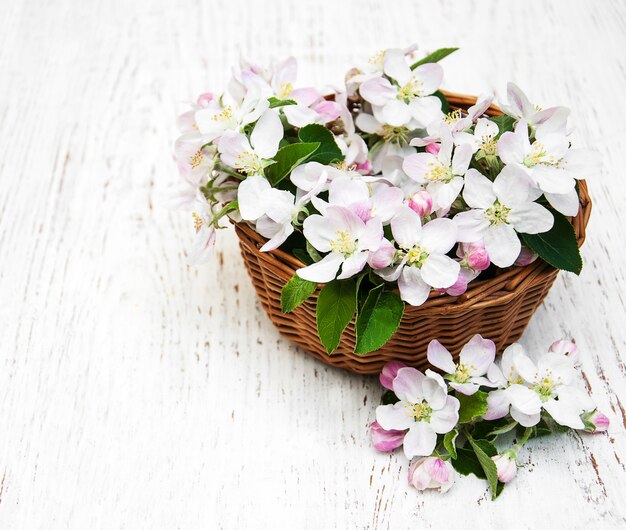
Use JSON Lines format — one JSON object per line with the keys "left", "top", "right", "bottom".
{"left": 234, "top": 92, "right": 592, "bottom": 375}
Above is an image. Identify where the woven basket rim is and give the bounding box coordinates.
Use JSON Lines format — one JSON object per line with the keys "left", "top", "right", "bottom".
{"left": 233, "top": 91, "right": 592, "bottom": 313}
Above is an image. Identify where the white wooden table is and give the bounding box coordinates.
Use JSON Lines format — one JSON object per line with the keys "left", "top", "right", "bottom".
{"left": 1, "top": 0, "right": 625, "bottom": 528}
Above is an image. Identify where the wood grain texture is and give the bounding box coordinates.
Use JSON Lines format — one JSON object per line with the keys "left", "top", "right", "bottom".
{"left": 0, "top": 0, "right": 624, "bottom": 528}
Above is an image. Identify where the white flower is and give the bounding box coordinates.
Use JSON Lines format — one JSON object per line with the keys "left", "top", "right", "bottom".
{"left": 312, "top": 177, "right": 404, "bottom": 224}
{"left": 218, "top": 109, "right": 283, "bottom": 175}
{"left": 454, "top": 118, "right": 500, "bottom": 156}
{"left": 195, "top": 90, "right": 269, "bottom": 141}
{"left": 378, "top": 207, "right": 460, "bottom": 306}
{"left": 497, "top": 119, "right": 599, "bottom": 215}
{"left": 453, "top": 167, "right": 554, "bottom": 267}
{"left": 297, "top": 206, "right": 383, "bottom": 282}
{"left": 499, "top": 82, "right": 570, "bottom": 135}
{"left": 427, "top": 335, "right": 497, "bottom": 395}
{"left": 402, "top": 132, "right": 473, "bottom": 211}
{"left": 513, "top": 349, "right": 594, "bottom": 429}
{"left": 483, "top": 343, "right": 543, "bottom": 426}
{"left": 359, "top": 48, "right": 443, "bottom": 128}
{"left": 492, "top": 453, "right": 517, "bottom": 483}
{"left": 376, "top": 367, "right": 460, "bottom": 459}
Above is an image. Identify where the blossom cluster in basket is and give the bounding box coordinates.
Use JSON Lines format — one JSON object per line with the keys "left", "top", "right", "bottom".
{"left": 173, "top": 46, "right": 598, "bottom": 354}
{"left": 370, "top": 335, "right": 609, "bottom": 498}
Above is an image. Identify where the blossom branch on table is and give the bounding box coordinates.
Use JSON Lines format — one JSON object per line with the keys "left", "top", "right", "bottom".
{"left": 370, "top": 335, "right": 609, "bottom": 498}
{"left": 172, "top": 46, "right": 599, "bottom": 355}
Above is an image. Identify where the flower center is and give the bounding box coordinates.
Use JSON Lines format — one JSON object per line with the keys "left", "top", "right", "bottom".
{"left": 190, "top": 149, "right": 204, "bottom": 169}
{"left": 191, "top": 212, "right": 205, "bottom": 233}
{"left": 479, "top": 135, "right": 497, "bottom": 156}
{"left": 277, "top": 82, "right": 293, "bottom": 99}
{"left": 424, "top": 161, "right": 454, "bottom": 183}
{"left": 443, "top": 109, "right": 463, "bottom": 125}
{"left": 212, "top": 106, "right": 233, "bottom": 122}
{"left": 329, "top": 230, "right": 357, "bottom": 256}
{"left": 405, "top": 244, "right": 429, "bottom": 267}
{"left": 381, "top": 125, "right": 409, "bottom": 144}
{"left": 454, "top": 363, "right": 475, "bottom": 384}
{"left": 532, "top": 370, "right": 562, "bottom": 402}
{"left": 368, "top": 50, "right": 386, "bottom": 68}
{"left": 397, "top": 77, "right": 424, "bottom": 102}
{"left": 523, "top": 142, "right": 561, "bottom": 168}
{"left": 235, "top": 151, "right": 263, "bottom": 175}
{"left": 408, "top": 401, "right": 433, "bottom": 422}
{"left": 484, "top": 201, "right": 511, "bottom": 225}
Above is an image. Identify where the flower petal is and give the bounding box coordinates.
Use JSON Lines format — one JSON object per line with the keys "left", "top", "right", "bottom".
{"left": 398, "top": 266, "right": 431, "bottom": 306}
{"left": 391, "top": 206, "right": 422, "bottom": 248}
{"left": 506, "top": 384, "right": 542, "bottom": 415}
{"left": 453, "top": 209, "right": 489, "bottom": 242}
{"left": 483, "top": 224, "right": 521, "bottom": 268}
{"left": 463, "top": 168, "right": 496, "bottom": 209}
{"left": 403, "top": 422, "right": 438, "bottom": 459}
{"left": 337, "top": 251, "right": 369, "bottom": 279}
{"left": 376, "top": 403, "right": 413, "bottom": 431}
{"left": 483, "top": 389, "right": 510, "bottom": 420}
{"left": 393, "top": 367, "right": 425, "bottom": 403}
{"left": 421, "top": 254, "right": 460, "bottom": 289}
{"left": 383, "top": 49, "right": 412, "bottom": 85}
{"left": 427, "top": 340, "right": 456, "bottom": 374}
{"left": 237, "top": 176, "right": 272, "bottom": 220}
{"left": 360, "top": 77, "right": 396, "bottom": 106}
{"left": 429, "top": 396, "right": 460, "bottom": 433}
{"left": 250, "top": 109, "right": 283, "bottom": 159}
{"left": 295, "top": 253, "right": 343, "bottom": 283}
{"left": 493, "top": 165, "right": 533, "bottom": 207}
{"left": 420, "top": 218, "right": 458, "bottom": 254}
{"left": 508, "top": 202, "right": 554, "bottom": 234}
{"left": 459, "top": 334, "right": 496, "bottom": 376}
{"left": 545, "top": 189, "right": 580, "bottom": 216}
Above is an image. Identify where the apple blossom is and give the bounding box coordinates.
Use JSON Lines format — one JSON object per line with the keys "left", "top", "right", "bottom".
{"left": 402, "top": 131, "right": 473, "bottom": 211}
{"left": 514, "top": 246, "right": 538, "bottom": 267}
{"left": 218, "top": 109, "right": 283, "bottom": 175}
{"left": 408, "top": 190, "right": 433, "bottom": 217}
{"left": 427, "top": 335, "right": 497, "bottom": 395}
{"left": 378, "top": 207, "right": 460, "bottom": 306}
{"left": 376, "top": 367, "right": 460, "bottom": 459}
{"left": 408, "top": 457, "right": 457, "bottom": 493}
{"left": 370, "top": 421, "right": 406, "bottom": 452}
{"left": 359, "top": 48, "right": 443, "bottom": 129}
{"left": 441, "top": 267, "right": 479, "bottom": 296}
{"left": 453, "top": 167, "right": 554, "bottom": 267}
{"left": 549, "top": 339, "right": 580, "bottom": 366}
{"left": 484, "top": 343, "right": 543, "bottom": 426}
{"left": 297, "top": 206, "right": 383, "bottom": 282}
{"left": 497, "top": 119, "right": 599, "bottom": 215}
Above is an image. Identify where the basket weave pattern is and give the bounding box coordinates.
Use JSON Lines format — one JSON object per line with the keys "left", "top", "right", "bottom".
{"left": 234, "top": 93, "right": 592, "bottom": 374}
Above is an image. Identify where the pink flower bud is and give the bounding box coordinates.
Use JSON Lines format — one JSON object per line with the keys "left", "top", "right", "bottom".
{"left": 425, "top": 143, "right": 441, "bottom": 155}
{"left": 445, "top": 269, "right": 469, "bottom": 296}
{"left": 408, "top": 457, "right": 457, "bottom": 493}
{"left": 370, "top": 421, "right": 405, "bottom": 452}
{"left": 368, "top": 239, "right": 395, "bottom": 270}
{"left": 408, "top": 190, "right": 433, "bottom": 217}
{"left": 492, "top": 453, "right": 517, "bottom": 483}
{"left": 583, "top": 410, "right": 610, "bottom": 433}
{"left": 196, "top": 92, "right": 215, "bottom": 108}
{"left": 514, "top": 246, "right": 538, "bottom": 267}
{"left": 549, "top": 339, "right": 579, "bottom": 365}
{"left": 464, "top": 242, "right": 490, "bottom": 271}
{"left": 379, "top": 360, "right": 407, "bottom": 390}
{"left": 313, "top": 100, "right": 342, "bottom": 122}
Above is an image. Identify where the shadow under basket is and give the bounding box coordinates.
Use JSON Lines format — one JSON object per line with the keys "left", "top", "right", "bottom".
{"left": 234, "top": 92, "right": 592, "bottom": 375}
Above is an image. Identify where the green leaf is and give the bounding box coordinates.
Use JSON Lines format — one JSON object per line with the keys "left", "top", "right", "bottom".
{"left": 292, "top": 248, "right": 313, "bottom": 265}
{"left": 467, "top": 437, "right": 501, "bottom": 500}
{"left": 268, "top": 97, "right": 297, "bottom": 108}
{"left": 298, "top": 124, "right": 343, "bottom": 165}
{"left": 354, "top": 285, "right": 404, "bottom": 355}
{"left": 306, "top": 241, "right": 323, "bottom": 263}
{"left": 266, "top": 142, "right": 320, "bottom": 185}
{"left": 433, "top": 90, "right": 450, "bottom": 114}
{"left": 444, "top": 429, "right": 459, "bottom": 459}
{"left": 521, "top": 208, "right": 582, "bottom": 274}
{"left": 489, "top": 114, "right": 517, "bottom": 136}
{"left": 281, "top": 274, "right": 317, "bottom": 313}
{"left": 457, "top": 391, "right": 489, "bottom": 423}
{"left": 381, "top": 389, "right": 399, "bottom": 405}
{"left": 410, "top": 47, "right": 459, "bottom": 69}
{"left": 451, "top": 447, "right": 486, "bottom": 478}
{"left": 316, "top": 279, "right": 357, "bottom": 354}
